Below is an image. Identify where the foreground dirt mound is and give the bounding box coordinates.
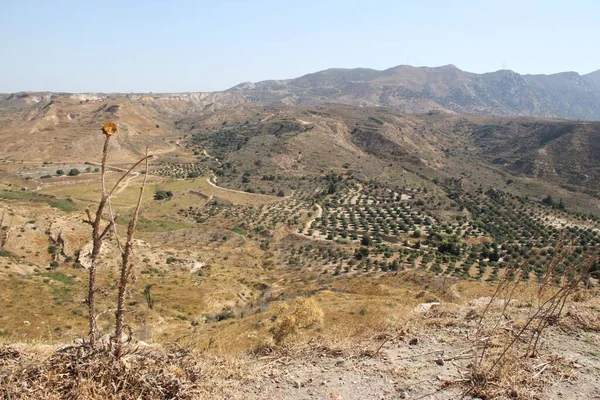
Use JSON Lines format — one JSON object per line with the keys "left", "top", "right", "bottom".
{"left": 2, "top": 295, "right": 600, "bottom": 400}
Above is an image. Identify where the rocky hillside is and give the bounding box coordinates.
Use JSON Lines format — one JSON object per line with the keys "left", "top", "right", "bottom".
{"left": 175, "top": 103, "right": 600, "bottom": 208}
{"left": 3, "top": 92, "right": 600, "bottom": 209}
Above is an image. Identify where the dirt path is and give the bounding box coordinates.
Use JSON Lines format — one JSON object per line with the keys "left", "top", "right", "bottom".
{"left": 200, "top": 149, "right": 217, "bottom": 160}
{"left": 86, "top": 162, "right": 128, "bottom": 173}
{"left": 113, "top": 172, "right": 141, "bottom": 196}
{"left": 349, "top": 183, "right": 363, "bottom": 205}
{"left": 260, "top": 114, "right": 275, "bottom": 123}
{"left": 302, "top": 204, "right": 322, "bottom": 234}
{"left": 206, "top": 176, "right": 292, "bottom": 200}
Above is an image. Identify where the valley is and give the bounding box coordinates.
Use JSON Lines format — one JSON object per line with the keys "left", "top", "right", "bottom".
{"left": 1, "top": 89, "right": 600, "bottom": 399}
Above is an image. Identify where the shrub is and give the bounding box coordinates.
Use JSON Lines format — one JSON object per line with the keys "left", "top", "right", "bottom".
{"left": 354, "top": 247, "right": 370, "bottom": 260}
{"left": 154, "top": 190, "right": 173, "bottom": 200}
{"left": 68, "top": 169, "right": 80, "bottom": 176}
{"left": 361, "top": 234, "right": 373, "bottom": 246}
{"left": 0, "top": 249, "right": 13, "bottom": 258}
{"left": 271, "top": 298, "right": 324, "bottom": 345}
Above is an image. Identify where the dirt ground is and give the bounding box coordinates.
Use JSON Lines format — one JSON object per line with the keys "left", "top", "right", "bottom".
{"left": 239, "top": 314, "right": 600, "bottom": 400}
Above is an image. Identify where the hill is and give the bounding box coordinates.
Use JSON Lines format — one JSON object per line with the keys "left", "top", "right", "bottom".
{"left": 2, "top": 94, "right": 600, "bottom": 208}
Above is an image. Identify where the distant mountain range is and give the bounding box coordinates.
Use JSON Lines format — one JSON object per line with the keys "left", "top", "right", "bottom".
{"left": 227, "top": 65, "right": 600, "bottom": 120}
{"left": 3, "top": 65, "right": 600, "bottom": 120}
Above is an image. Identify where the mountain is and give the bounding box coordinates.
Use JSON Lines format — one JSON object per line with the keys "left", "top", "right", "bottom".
{"left": 227, "top": 65, "right": 600, "bottom": 120}
{"left": 4, "top": 65, "right": 600, "bottom": 120}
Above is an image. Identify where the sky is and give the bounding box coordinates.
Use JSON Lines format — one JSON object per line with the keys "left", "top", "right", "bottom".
{"left": 1, "top": 0, "right": 599, "bottom": 93}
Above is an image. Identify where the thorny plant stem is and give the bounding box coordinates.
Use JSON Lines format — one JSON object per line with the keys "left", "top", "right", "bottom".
{"left": 87, "top": 135, "right": 111, "bottom": 346}
{"left": 113, "top": 148, "right": 150, "bottom": 358}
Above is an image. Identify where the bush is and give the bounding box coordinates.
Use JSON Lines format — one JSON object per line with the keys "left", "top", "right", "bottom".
{"left": 361, "top": 234, "right": 373, "bottom": 246}
{"left": 271, "top": 298, "right": 324, "bottom": 345}
{"left": 154, "top": 190, "right": 173, "bottom": 200}
{"left": 354, "top": 247, "right": 370, "bottom": 260}
{"left": 0, "top": 249, "right": 13, "bottom": 258}
{"left": 215, "top": 310, "right": 235, "bottom": 321}
{"left": 68, "top": 169, "right": 80, "bottom": 176}
{"left": 56, "top": 169, "right": 64, "bottom": 176}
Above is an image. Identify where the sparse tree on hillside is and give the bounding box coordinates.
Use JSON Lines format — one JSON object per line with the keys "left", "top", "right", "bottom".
{"left": 361, "top": 233, "right": 373, "bottom": 246}
{"left": 542, "top": 194, "right": 554, "bottom": 207}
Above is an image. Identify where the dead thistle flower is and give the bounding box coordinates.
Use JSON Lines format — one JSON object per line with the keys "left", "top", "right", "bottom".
{"left": 102, "top": 122, "right": 118, "bottom": 136}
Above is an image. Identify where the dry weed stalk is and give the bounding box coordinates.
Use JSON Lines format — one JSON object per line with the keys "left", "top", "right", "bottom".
{"left": 113, "top": 148, "right": 150, "bottom": 358}
{"left": 0, "top": 212, "right": 11, "bottom": 249}
{"left": 465, "top": 240, "right": 597, "bottom": 397}
{"left": 83, "top": 123, "right": 152, "bottom": 349}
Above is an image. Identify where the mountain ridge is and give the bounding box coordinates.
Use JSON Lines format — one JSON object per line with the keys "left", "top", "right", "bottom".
{"left": 3, "top": 64, "right": 600, "bottom": 120}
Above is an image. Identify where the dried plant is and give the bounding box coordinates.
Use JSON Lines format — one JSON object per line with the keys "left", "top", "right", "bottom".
{"left": 463, "top": 240, "right": 597, "bottom": 398}
{"left": 0, "top": 212, "right": 11, "bottom": 249}
{"left": 82, "top": 125, "right": 118, "bottom": 346}
{"left": 113, "top": 148, "right": 150, "bottom": 358}
{"left": 83, "top": 123, "right": 152, "bottom": 348}
{"left": 0, "top": 343, "right": 204, "bottom": 399}
{"left": 271, "top": 297, "right": 324, "bottom": 345}
{"left": 143, "top": 283, "right": 155, "bottom": 309}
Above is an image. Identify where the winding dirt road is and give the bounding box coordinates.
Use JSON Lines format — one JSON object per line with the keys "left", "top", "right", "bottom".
{"left": 302, "top": 204, "right": 322, "bottom": 234}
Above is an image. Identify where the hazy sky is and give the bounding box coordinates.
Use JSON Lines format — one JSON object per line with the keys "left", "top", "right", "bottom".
{"left": 1, "top": 0, "right": 599, "bottom": 93}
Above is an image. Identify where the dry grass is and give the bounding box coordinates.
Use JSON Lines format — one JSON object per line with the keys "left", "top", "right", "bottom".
{"left": 455, "top": 244, "right": 598, "bottom": 399}
{"left": 270, "top": 297, "right": 324, "bottom": 345}
{"left": 0, "top": 342, "right": 255, "bottom": 400}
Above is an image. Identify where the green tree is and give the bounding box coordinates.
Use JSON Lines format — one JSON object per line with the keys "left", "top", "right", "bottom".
{"left": 542, "top": 195, "right": 554, "bottom": 207}
{"left": 354, "top": 247, "right": 370, "bottom": 260}
{"left": 361, "top": 233, "right": 373, "bottom": 246}
{"left": 154, "top": 189, "right": 173, "bottom": 200}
